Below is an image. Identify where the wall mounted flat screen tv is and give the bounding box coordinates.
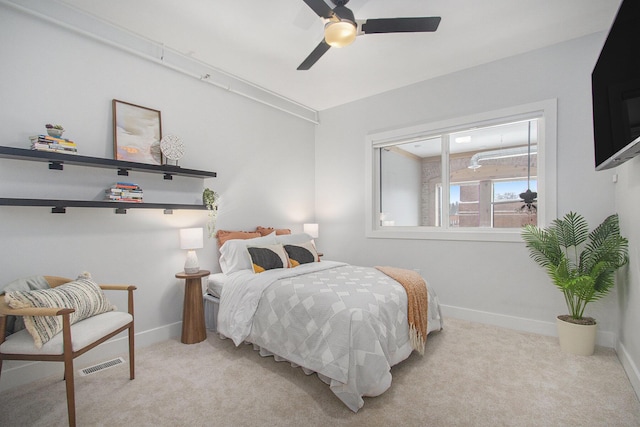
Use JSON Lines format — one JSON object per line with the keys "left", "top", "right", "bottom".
{"left": 592, "top": 0, "right": 640, "bottom": 170}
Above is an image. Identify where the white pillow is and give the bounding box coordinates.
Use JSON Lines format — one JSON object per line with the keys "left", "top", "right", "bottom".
{"left": 219, "top": 232, "right": 277, "bottom": 274}
{"left": 275, "top": 233, "right": 315, "bottom": 245}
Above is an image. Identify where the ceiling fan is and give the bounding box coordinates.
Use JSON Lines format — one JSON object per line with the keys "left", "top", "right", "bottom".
{"left": 298, "top": 0, "right": 441, "bottom": 70}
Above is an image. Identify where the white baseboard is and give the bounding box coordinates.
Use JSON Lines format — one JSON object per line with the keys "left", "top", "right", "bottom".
{"left": 0, "top": 321, "right": 182, "bottom": 393}
{"left": 440, "top": 304, "right": 617, "bottom": 348}
{"left": 616, "top": 341, "right": 640, "bottom": 401}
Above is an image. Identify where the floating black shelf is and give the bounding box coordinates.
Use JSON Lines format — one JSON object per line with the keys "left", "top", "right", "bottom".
{"left": 0, "top": 198, "right": 207, "bottom": 214}
{"left": 0, "top": 146, "right": 217, "bottom": 179}
{"left": 0, "top": 145, "right": 217, "bottom": 214}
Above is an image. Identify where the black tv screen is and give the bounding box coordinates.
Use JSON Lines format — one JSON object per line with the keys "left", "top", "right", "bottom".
{"left": 592, "top": 0, "right": 640, "bottom": 170}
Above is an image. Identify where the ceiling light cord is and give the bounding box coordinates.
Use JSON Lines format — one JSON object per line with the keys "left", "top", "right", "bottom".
{"left": 527, "top": 121, "right": 532, "bottom": 189}
{"left": 519, "top": 120, "right": 537, "bottom": 215}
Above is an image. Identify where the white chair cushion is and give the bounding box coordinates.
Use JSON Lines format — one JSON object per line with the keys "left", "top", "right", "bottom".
{"left": 0, "top": 311, "right": 132, "bottom": 356}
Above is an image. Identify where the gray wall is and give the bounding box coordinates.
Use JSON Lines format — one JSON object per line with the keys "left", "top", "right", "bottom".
{"left": 315, "top": 33, "right": 623, "bottom": 346}
{"left": 0, "top": 4, "right": 316, "bottom": 390}
{"left": 2, "top": 3, "right": 638, "bottom": 400}
{"left": 615, "top": 158, "right": 640, "bottom": 395}
{"left": 315, "top": 31, "right": 638, "bottom": 395}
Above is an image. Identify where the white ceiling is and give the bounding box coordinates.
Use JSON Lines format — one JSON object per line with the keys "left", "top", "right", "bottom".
{"left": 58, "top": 0, "right": 621, "bottom": 111}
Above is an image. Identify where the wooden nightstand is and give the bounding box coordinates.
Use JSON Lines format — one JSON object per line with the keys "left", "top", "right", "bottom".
{"left": 175, "top": 270, "right": 210, "bottom": 344}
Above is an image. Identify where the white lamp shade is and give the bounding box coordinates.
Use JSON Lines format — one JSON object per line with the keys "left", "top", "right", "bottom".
{"left": 303, "top": 223, "right": 319, "bottom": 238}
{"left": 180, "top": 228, "right": 203, "bottom": 250}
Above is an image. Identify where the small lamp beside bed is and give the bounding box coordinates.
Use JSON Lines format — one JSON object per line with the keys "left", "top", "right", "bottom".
{"left": 180, "top": 227, "right": 204, "bottom": 273}
{"left": 303, "top": 223, "right": 319, "bottom": 238}
{"left": 303, "top": 223, "right": 322, "bottom": 257}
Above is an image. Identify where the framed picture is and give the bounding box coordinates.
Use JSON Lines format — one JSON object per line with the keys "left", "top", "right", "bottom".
{"left": 112, "top": 99, "right": 163, "bottom": 165}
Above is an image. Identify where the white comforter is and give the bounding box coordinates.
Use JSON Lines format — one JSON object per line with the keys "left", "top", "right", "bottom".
{"left": 217, "top": 261, "right": 442, "bottom": 412}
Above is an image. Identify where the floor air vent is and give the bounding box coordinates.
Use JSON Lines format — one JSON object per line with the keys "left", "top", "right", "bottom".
{"left": 79, "top": 357, "right": 125, "bottom": 376}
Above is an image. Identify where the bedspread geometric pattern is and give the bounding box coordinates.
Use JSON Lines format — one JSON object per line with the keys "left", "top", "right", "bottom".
{"left": 247, "top": 265, "right": 413, "bottom": 411}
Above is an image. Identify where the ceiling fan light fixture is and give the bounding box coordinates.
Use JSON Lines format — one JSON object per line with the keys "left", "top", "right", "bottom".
{"left": 298, "top": 0, "right": 441, "bottom": 70}
{"left": 324, "top": 20, "right": 356, "bottom": 47}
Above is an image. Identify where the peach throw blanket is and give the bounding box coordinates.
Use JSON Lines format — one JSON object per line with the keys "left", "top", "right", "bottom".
{"left": 375, "top": 266, "right": 428, "bottom": 355}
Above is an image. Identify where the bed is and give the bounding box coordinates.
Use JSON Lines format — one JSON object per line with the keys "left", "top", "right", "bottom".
{"left": 209, "top": 232, "right": 443, "bottom": 412}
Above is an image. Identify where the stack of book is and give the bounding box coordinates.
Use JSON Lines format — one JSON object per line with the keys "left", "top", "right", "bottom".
{"left": 29, "top": 135, "right": 78, "bottom": 154}
{"left": 105, "top": 182, "right": 143, "bottom": 203}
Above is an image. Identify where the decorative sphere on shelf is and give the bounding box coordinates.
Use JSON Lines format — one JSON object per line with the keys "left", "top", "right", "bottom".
{"left": 160, "top": 134, "right": 184, "bottom": 165}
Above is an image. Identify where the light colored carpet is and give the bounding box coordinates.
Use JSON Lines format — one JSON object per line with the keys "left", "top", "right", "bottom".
{"left": 1, "top": 317, "right": 639, "bottom": 426}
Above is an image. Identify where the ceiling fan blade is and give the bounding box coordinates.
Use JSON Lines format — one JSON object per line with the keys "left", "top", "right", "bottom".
{"left": 362, "top": 17, "right": 441, "bottom": 34}
{"left": 302, "top": 0, "right": 334, "bottom": 19}
{"left": 332, "top": 5, "right": 355, "bottom": 22}
{"left": 297, "top": 41, "right": 331, "bottom": 70}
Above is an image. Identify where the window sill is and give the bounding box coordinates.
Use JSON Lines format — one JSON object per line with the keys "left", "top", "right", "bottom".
{"left": 366, "top": 227, "right": 525, "bottom": 243}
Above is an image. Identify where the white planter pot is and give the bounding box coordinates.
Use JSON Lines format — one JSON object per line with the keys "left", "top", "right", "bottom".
{"left": 556, "top": 316, "right": 597, "bottom": 356}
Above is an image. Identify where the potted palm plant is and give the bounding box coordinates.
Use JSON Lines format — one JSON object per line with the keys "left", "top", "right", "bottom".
{"left": 521, "top": 212, "right": 628, "bottom": 355}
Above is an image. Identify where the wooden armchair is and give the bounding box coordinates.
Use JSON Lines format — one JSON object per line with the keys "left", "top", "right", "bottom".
{"left": 0, "top": 276, "right": 136, "bottom": 427}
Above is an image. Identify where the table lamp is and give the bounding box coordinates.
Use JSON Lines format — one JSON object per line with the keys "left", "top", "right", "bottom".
{"left": 303, "top": 223, "right": 319, "bottom": 238}
{"left": 180, "top": 227, "right": 203, "bottom": 273}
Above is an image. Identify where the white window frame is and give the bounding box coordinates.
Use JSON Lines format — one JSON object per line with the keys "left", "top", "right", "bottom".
{"left": 365, "top": 99, "right": 557, "bottom": 242}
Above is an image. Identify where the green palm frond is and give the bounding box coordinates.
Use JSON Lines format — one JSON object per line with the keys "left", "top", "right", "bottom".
{"left": 590, "top": 262, "right": 617, "bottom": 296}
{"left": 521, "top": 212, "right": 628, "bottom": 320}
{"left": 582, "top": 214, "right": 628, "bottom": 273}
{"left": 522, "top": 224, "right": 562, "bottom": 267}
{"left": 553, "top": 211, "right": 589, "bottom": 249}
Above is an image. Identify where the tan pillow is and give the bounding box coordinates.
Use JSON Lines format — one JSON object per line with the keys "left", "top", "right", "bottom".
{"left": 216, "top": 230, "right": 262, "bottom": 247}
{"left": 4, "top": 277, "right": 116, "bottom": 348}
{"left": 256, "top": 226, "right": 292, "bottom": 236}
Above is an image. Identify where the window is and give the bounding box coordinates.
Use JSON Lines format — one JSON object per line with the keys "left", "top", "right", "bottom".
{"left": 365, "top": 100, "right": 557, "bottom": 242}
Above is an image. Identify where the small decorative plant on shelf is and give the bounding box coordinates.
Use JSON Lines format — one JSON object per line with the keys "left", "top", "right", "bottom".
{"left": 45, "top": 123, "right": 64, "bottom": 137}
{"left": 521, "top": 212, "right": 628, "bottom": 355}
{"left": 203, "top": 188, "right": 218, "bottom": 238}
